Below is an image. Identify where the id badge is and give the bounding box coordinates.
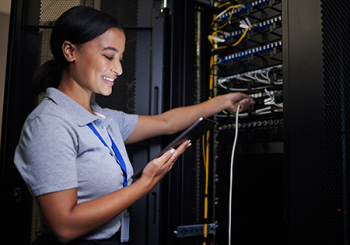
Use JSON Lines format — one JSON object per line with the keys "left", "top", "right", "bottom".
{"left": 120, "top": 210, "right": 130, "bottom": 242}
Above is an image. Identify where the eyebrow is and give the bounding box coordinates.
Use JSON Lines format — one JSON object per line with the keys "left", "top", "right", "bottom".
{"left": 102, "top": 47, "right": 119, "bottom": 53}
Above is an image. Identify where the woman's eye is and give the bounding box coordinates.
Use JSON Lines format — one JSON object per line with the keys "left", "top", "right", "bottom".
{"left": 104, "top": 56, "right": 113, "bottom": 60}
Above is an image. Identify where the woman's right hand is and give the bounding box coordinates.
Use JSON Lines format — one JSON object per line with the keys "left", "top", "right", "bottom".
{"left": 140, "top": 140, "right": 191, "bottom": 185}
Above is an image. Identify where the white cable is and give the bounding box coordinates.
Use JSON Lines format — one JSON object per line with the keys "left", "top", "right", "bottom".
{"left": 215, "top": 109, "right": 282, "bottom": 118}
{"left": 255, "top": 106, "right": 271, "bottom": 113}
{"left": 253, "top": 73, "right": 270, "bottom": 84}
{"left": 217, "top": 80, "right": 270, "bottom": 91}
{"left": 260, "top": 70, "right": 270, "bottom": 81}
{"left": 208, "top": 35, "right": 226, "bottom": 43}
{"left": 216, "top": 4, "right": 246, "bottom": 20}
{"left": 243, "top": 73, "right": 256, "bottom": 80}
{"left": 219, "top": 65, "right": 283, "bottom": 84}
{"left": 216, "top": 8, "right": 230, "bottom": 19}
{"left": 228, "top": 104, "right": 240, "bottom": 245}
{"left": 235, "top": 76, "right": 251, "bottom": 82}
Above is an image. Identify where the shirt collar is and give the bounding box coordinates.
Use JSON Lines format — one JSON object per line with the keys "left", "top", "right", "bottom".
{"left": 45, "top": 87, "right": 112, "bottom": 127}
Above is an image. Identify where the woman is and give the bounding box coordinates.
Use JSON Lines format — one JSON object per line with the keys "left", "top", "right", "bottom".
{"left": 14, "top": 5, "right": 252, "bottom": 245}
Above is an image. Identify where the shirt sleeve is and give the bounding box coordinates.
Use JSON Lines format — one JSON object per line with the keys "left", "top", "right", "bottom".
{"left": 14, "top": 114, "right": 78, "bottom": 197}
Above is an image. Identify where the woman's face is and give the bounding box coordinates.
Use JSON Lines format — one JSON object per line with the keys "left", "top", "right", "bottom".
{"left": 67, "top": 27, "right": 125, "bottom": 96}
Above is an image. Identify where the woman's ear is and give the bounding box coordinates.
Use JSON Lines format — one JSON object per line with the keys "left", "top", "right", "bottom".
{"left": 62, "top": 41, "right": 76, "bottom": 62}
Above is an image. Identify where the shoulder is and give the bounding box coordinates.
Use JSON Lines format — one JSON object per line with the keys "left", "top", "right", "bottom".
{"left": 28, "top": 97, "right": 76, "bottom": 125}
{"left": 21, "top": 98, "right": 78, "bottom": 143}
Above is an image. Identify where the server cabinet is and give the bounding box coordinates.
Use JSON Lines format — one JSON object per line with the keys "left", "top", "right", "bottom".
{"left": 166, "top": 0, "right": 324, "bottom": 245}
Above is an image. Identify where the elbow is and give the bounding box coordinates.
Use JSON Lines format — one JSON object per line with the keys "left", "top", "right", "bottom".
{"left": 51, "top": 227, "right": 78, "bottom": 244}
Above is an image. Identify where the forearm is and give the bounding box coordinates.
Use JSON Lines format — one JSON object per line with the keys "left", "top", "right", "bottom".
{"left": 36, "top": 142, "right": 188, "bottom": 244}
{"left": 160, "top": 94, "right": 228, "bottom": 134}
{"left": 71, "top": 179, "right": 152, "bottom": 238}
{"left": 125, "top": 92, "right": 251, "bottom": 144}
{"left": 38, "top": 177, "right": 154, "bottom": 244}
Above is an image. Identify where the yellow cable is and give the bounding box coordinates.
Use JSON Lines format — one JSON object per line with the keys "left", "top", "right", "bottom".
{"left": 202, "top": 135, "right": 206, "bottom": 164}
{"left": 205, "top": 131, "right": 210, "bottom": 195}
{"left": 218, "top": 2, "right": 231, "bottom": 8}
{"left": 229, "top": 5, "right": 236, "bottom": 20}
{"left": 204, "top": 12, "right": 218, "bottom": 244}
{"left": 218, "top": 22, "right": 227, "bottom": 29}
{"left": 216, "top": 45, "right": 227, "bottom": 50}
{"left": 231, "top": 25, "right": 252, "bottom": 47}
{"left": 210, "top": 5, "right": 256, "bottom": 51}
{"left": 210, "top": 24, "right": 255, "bottom": 50}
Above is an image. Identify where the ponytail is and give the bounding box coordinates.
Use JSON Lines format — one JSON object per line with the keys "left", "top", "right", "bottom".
{"left": 32, "top": 59, "right": 62, "bottom": 95}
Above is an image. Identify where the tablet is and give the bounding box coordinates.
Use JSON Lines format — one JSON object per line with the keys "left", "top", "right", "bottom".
{"left": 131, "top": 117, "right": 216, "bottom": 179}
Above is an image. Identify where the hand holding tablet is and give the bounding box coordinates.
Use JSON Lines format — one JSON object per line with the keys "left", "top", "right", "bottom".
{"left": 132, "top": 117, "right": 216, "bottom": 179}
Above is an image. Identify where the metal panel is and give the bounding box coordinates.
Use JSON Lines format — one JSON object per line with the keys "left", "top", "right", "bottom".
{"left": 322, "top": 0, "right": 350, "bottom": 243}
{"left": 0, "top": 0, "right": 41, "bottom": 244}
{"left": 130, "top": 1, "right": 164, "bottom": 245}
{"left": 282, "top": 0, "right": 324, "bottom": 244}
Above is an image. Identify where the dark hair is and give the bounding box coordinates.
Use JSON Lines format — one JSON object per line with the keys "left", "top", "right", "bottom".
{"left": 33, "top": 5, "right": 124, "bottom": 95}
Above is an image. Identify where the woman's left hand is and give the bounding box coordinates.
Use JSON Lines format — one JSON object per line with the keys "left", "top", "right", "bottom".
{"left": 223, "top": 92, "right": 254, "bottom": 113}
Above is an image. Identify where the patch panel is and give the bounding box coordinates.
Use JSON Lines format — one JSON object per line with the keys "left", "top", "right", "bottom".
{"left": 218, "top": 64, "right": 282, "bottom": 84}
{"left": 218, "top": 118, "right": 283, "bottom": 131}
{"left": 219, "top": 41, "right": 282, "bottom": 64}
{"left": 220, "top": 16, "right": 282, "bottom": 41}
{"left": 218, "top": 0, "right": 277, "bottom": 22}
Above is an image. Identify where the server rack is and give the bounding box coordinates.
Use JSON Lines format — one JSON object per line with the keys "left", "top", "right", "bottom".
{"left": 165, "top": 1, "right": 324, "bottom": 245}
{"left": 211, "top": 1, "right": 284, "bottom": 244}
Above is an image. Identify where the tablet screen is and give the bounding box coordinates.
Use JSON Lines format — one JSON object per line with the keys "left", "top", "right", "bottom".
{"left": 131, "top": 117, "right": 216, "bottom": 179}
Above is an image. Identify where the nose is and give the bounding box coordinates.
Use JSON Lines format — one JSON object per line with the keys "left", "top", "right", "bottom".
{"left": 111, "top": 59, "right": 123, "bottom": 76}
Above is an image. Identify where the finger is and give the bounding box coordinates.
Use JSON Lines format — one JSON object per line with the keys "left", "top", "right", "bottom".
{"left": 154, "top": 149, "right": 176, "bottom": 169}
{"left": 158, "top": 140, "right": 191, "bottom": 168}
{"left": 169, "top": 148, "right": 178, "bottom": 161}
{"left": 238, "top": 99, "right": 254, "bottom": 112}
{"left": 173, "top": 140, "right": 191, "bottom": 156}
{"left": 239, "top": 93, "right": 251, "bottom": 99}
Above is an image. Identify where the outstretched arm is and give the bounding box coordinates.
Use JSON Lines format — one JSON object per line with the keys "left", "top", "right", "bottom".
{"left": 125, "top": 92, "right": 253, "bottom": 144}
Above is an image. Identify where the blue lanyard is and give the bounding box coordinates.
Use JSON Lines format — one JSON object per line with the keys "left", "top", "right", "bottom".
{"left": 87, "top": 123, "right": 128, "bottom": 187}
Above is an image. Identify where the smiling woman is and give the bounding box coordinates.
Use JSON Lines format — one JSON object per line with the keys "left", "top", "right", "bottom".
{"left": 13, "top": 5, "right": 252, "bottom": 245}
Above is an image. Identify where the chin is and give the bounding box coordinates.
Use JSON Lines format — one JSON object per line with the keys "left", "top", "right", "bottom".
{"left": 99, "top": 88, "right": 113, "bottom": 96}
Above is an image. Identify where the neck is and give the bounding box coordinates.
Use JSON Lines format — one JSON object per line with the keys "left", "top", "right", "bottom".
{"left": 58, "top": 72, "right": 94, "bottom": 115}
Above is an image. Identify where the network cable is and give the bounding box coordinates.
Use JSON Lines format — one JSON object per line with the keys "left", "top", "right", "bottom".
{"left": 209, "top": 18, "right": 254, "bottom": 50}
{"left": 228, "top": 104, "right": 240, "bottom": 245}
{"left": 217, "top": 65, "right": 283, "bottom": 91}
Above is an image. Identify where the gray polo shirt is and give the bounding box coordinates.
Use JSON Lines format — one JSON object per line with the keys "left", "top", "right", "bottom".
{"left": 14, "top": 88, "right": 138, "bottom": 240}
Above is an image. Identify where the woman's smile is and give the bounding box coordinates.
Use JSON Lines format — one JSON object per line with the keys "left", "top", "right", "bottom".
{"left": 102, "top": 76, "right": 115, "bottom": 82}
